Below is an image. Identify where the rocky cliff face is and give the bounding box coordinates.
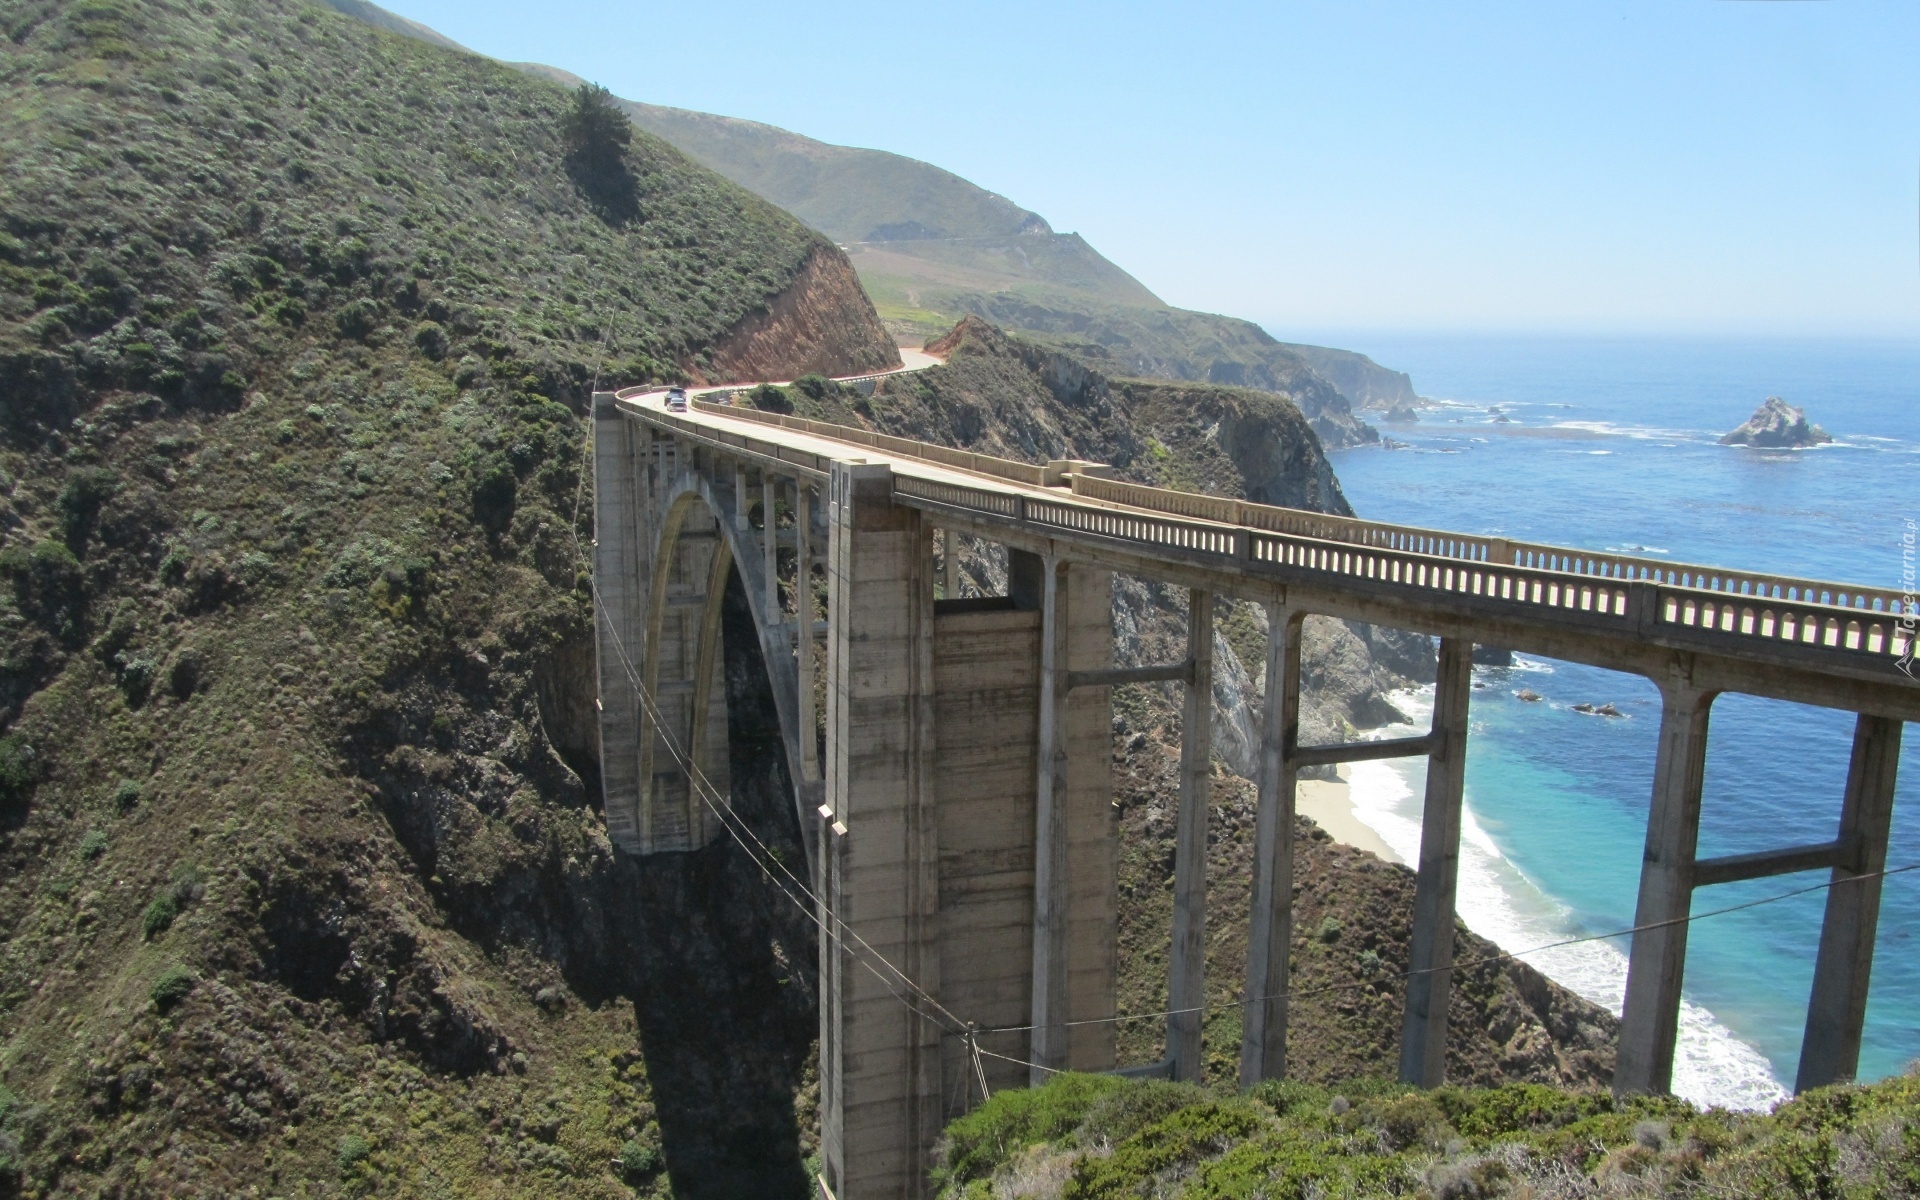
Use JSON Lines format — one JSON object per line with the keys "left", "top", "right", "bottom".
{"left": 1282, "top": 343, "right": 1422, "bottom": 412}
{"left": 697, "top": 244, "right": 900, "bottom": 384}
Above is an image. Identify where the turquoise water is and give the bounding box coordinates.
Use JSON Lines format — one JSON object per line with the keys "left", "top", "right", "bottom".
{"left": 1318, "top": 334, "right": 1920, "bottom": 1105}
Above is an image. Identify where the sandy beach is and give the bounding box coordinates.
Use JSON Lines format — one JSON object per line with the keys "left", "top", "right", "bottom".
{"left": 1297, "top": 773, "right": 1400, "bottom": 863}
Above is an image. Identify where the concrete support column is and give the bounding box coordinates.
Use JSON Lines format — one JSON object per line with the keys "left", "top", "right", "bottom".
{"left": 1615, "top": 679, "right": 1716, "bottom": 1097}
{"left": 1241, "top": 604, "right": 1304, "bottom": 1086}
{"left": 795, "top": 482, "right": 820, "bottom": 786}
{"left": 590, "top": 393, "right": 645, "bottom": 847}
{"left": 1168, "top": 588, "right": 1214, "bottom": 1082}
{"left": 818, "top": 462, "right": 938, "bottom": 1200}
{"left": 1797, "top": 713, "right": 1903, "bottom": 1092}
{"left": 1398, "top": 637, "right": 1473, "bottom": 1087}
{"left": 734, "top": 463, "right": 748, "bottom": 531}
{"left": 763, "top": 473, "right": 780, "bottom": 624}
{"left": 942, "top": 527, "right": 959, "bottom": 599}
{"left": 1029, "top": 556, "right": 1072, "bottom": 1083}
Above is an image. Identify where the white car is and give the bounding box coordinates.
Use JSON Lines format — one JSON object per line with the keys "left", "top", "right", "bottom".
{"left": 665, "top": 387, "right": 688, "bottom": 412}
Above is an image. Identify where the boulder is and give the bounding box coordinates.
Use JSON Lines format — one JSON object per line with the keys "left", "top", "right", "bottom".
{"left": 1719, "top": 396, "right": 1832, "bottom": 448}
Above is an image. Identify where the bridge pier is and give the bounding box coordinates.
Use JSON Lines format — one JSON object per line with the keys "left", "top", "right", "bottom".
{"left": 1167, "top": 589, "right": 1215, "bottom": 1082}
{"left": 1798, "top": 713, "right": 1902, "bottom": 1091}
{"left": 1399, "top": 637, "right": 1474, "bottom": 1087}
{"left": 1616, "top": 679, "right": 1716, "bottom": 1097}
{"left": 1242, "top": 604, "right": 1305, "bottom": 1085}
{"left": 592, "top": 392, "right": 647, "bottom": 848}
{"left": 818, "top": 462, "right": 939, "bottom": 1198}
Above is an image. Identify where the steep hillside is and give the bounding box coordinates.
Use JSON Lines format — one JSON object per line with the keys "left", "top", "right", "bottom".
{"left": 0, "top": 0, "right": 890, "bottom": 1195}
{"left": 316, "top": 3, "right": 1390, "bottom": 446}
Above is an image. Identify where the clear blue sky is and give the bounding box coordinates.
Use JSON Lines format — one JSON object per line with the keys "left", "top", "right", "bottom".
{"left": 383, "top": 0, "right": 1915, "bottom": 336}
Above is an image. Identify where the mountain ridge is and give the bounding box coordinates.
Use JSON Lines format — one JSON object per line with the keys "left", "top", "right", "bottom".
{"left": 318, "top": 0, "right": 1401, "bottom": 448}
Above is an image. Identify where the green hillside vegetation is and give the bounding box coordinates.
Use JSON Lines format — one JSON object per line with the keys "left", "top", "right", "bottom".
{"left": 320, "top": 4, "right": 1391, "bottom": 444}
{"left": 933, "top": 1070, "right": 1920, "bottom": 1199}
{"left": 507, "top": 67, "right": 1165, "bottom": 324}
{"left": 546, "top": 85, "right": 1384, "bottom": 444}
{"left": 0, "top": 0, "right": 875, "bottom": 1193}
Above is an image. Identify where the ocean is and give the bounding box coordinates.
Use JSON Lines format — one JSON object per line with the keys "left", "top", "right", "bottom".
{"left": 1314, "top": 334, "right": 1920, "bottom": 1110}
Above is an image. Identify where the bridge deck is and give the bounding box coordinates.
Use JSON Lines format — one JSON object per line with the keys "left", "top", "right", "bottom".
{"left": 616, "top": 386, "right": 1917, "bottom": 719}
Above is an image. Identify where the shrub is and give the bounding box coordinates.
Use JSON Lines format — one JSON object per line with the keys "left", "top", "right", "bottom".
{"left": 1070, "top": 1101, "right": 1268, "bottom": 1199}
{"left": 934, "top": 1072, "right": 1127, "bottom": 1189}
{"left": 413, "top": 321, "right": 448, "bottom": 360}
{"left": 337, "top": 1133, "right": 372, "bottom": 1174}
{"left": 615, "top": 1139, "right": 660, "bottom": 1179}
{"left": 1314, "top": 914, "right": 1343, "bottom": 943}
{"left": 117, "top": 653, "right": 157, "bottom": 705}
{"left": 77, "top": 828, "right": 108, "bottom": 860}
{"left": 0, "top": 734, "right": 34, "bottom": 807}
{"left": 165, "top": 646, "right": 206, "bottom": 700}
{"left": 111, "top": 778, "right": 141, "bottom": 812}
{"left": 1076, "top": 1078, "right": 1207, "bottom": 1147}
{"left": 142, "top": 892, "right": 178, "bottom": 938}
{"left": 1, "top": 540, "right": 85, "bottom": 636}
{"left": 150, "top": 964, "right": 196, "bottom": 1011}
{"left": 747, "top": 382, "right": 791, "bottom": 413}
{"left": 57, "top": 466, "right": 119, "bottom": 553}
{"left": 470, "top": 458, "right": 517, "bottom": 534}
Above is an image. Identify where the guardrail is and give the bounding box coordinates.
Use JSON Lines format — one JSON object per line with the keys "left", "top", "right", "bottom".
{"left": 897, "top": 474, "right": 1914, "bottom": 676}
{"left": 626, "top": 399, "right": 1914, "bottom": 679}
{"left": 1065, "top": 472, "right": 1905, "bottom": 618}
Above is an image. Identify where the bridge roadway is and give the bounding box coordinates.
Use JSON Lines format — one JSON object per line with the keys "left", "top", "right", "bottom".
{"left": 591, "top": 373, "right": 1915, "bottom": 1200}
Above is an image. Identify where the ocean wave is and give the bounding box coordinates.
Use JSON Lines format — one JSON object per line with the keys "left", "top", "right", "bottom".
{"left": 1551, "top": 419, "right": 1718, "bottom": 443}
{"left": 1343, "top": 686, "right": 1788, "bottom": 1111}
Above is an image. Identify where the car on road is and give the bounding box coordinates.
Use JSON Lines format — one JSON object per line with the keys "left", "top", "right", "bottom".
{"left": 665, "top": 387, "right": 688, "bottom": 412}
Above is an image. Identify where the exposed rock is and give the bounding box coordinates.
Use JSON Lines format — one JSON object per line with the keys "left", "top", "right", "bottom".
{"left": 1471, "top": 645, "right": 1514, "bottom": 667}
{"left": 698, "top": 244, "right": 901, "bottom": 383}
{"left": 1383, "top": 403, "right": 1420, "bottom": 424}
{"left": 1718, "top": 396, "right": 1833, "bottom": 448}
{"left": 1517, "top": 689, "right": 1543, "bottom": 703}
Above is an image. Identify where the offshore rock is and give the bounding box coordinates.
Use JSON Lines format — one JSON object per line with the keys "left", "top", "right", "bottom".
{"left": 1719, "top": 396, "right": 1832, "bottom": 448}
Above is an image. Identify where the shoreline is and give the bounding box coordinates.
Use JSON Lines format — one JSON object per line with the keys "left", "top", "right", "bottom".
{"left": 1297, "top": 773, "right": 1400, "bottom": 864}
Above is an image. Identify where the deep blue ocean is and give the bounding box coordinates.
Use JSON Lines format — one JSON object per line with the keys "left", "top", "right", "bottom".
{"left": 1314, "top": 334, "right": 1920, "bottom": 1108}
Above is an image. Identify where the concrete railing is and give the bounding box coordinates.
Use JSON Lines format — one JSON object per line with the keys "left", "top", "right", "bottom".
{"left": 624, "top": 395, "right": 1914, "bottom": 677}
{"left": 1067, "top": 472, "right": 1906, "bottom": 617}
{"left": 895, "top": 473, "right": 1915, "bottom": 675}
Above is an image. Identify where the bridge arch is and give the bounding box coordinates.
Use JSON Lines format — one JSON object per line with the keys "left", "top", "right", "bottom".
{"left": 634, "top": 487, "right": 738, "bottom": 851}
{"left": 594, "top": 416, "right": 815, "bottom": 859}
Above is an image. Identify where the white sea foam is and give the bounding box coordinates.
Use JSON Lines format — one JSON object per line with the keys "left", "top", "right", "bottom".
{"left": 1550, "top": 419, "right": 1717, "bottom": 443}
{"left": 1343, "top": 685, "right": 1789, "bottom": 1111}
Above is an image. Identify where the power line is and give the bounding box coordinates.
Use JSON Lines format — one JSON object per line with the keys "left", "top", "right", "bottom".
{"left": 563, "top": 448, "right": 1004, "bottom": 1054}
{"left": 968, "top": 861, "right": 1920, "bottom": 1038}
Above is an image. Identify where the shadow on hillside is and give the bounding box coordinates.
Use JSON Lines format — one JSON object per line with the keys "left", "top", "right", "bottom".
{"left": 616, "top": 569, "right": 817, "bottom": 1199}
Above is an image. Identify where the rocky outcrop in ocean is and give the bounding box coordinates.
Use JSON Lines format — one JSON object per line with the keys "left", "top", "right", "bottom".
{"left": 1719, "top": 396, "right": 1833, "bottom": 448}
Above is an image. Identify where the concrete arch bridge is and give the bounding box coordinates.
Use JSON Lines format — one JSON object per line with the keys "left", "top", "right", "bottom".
{"left": 590, "top": 375, "right": 1918, "bottom": 1200}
